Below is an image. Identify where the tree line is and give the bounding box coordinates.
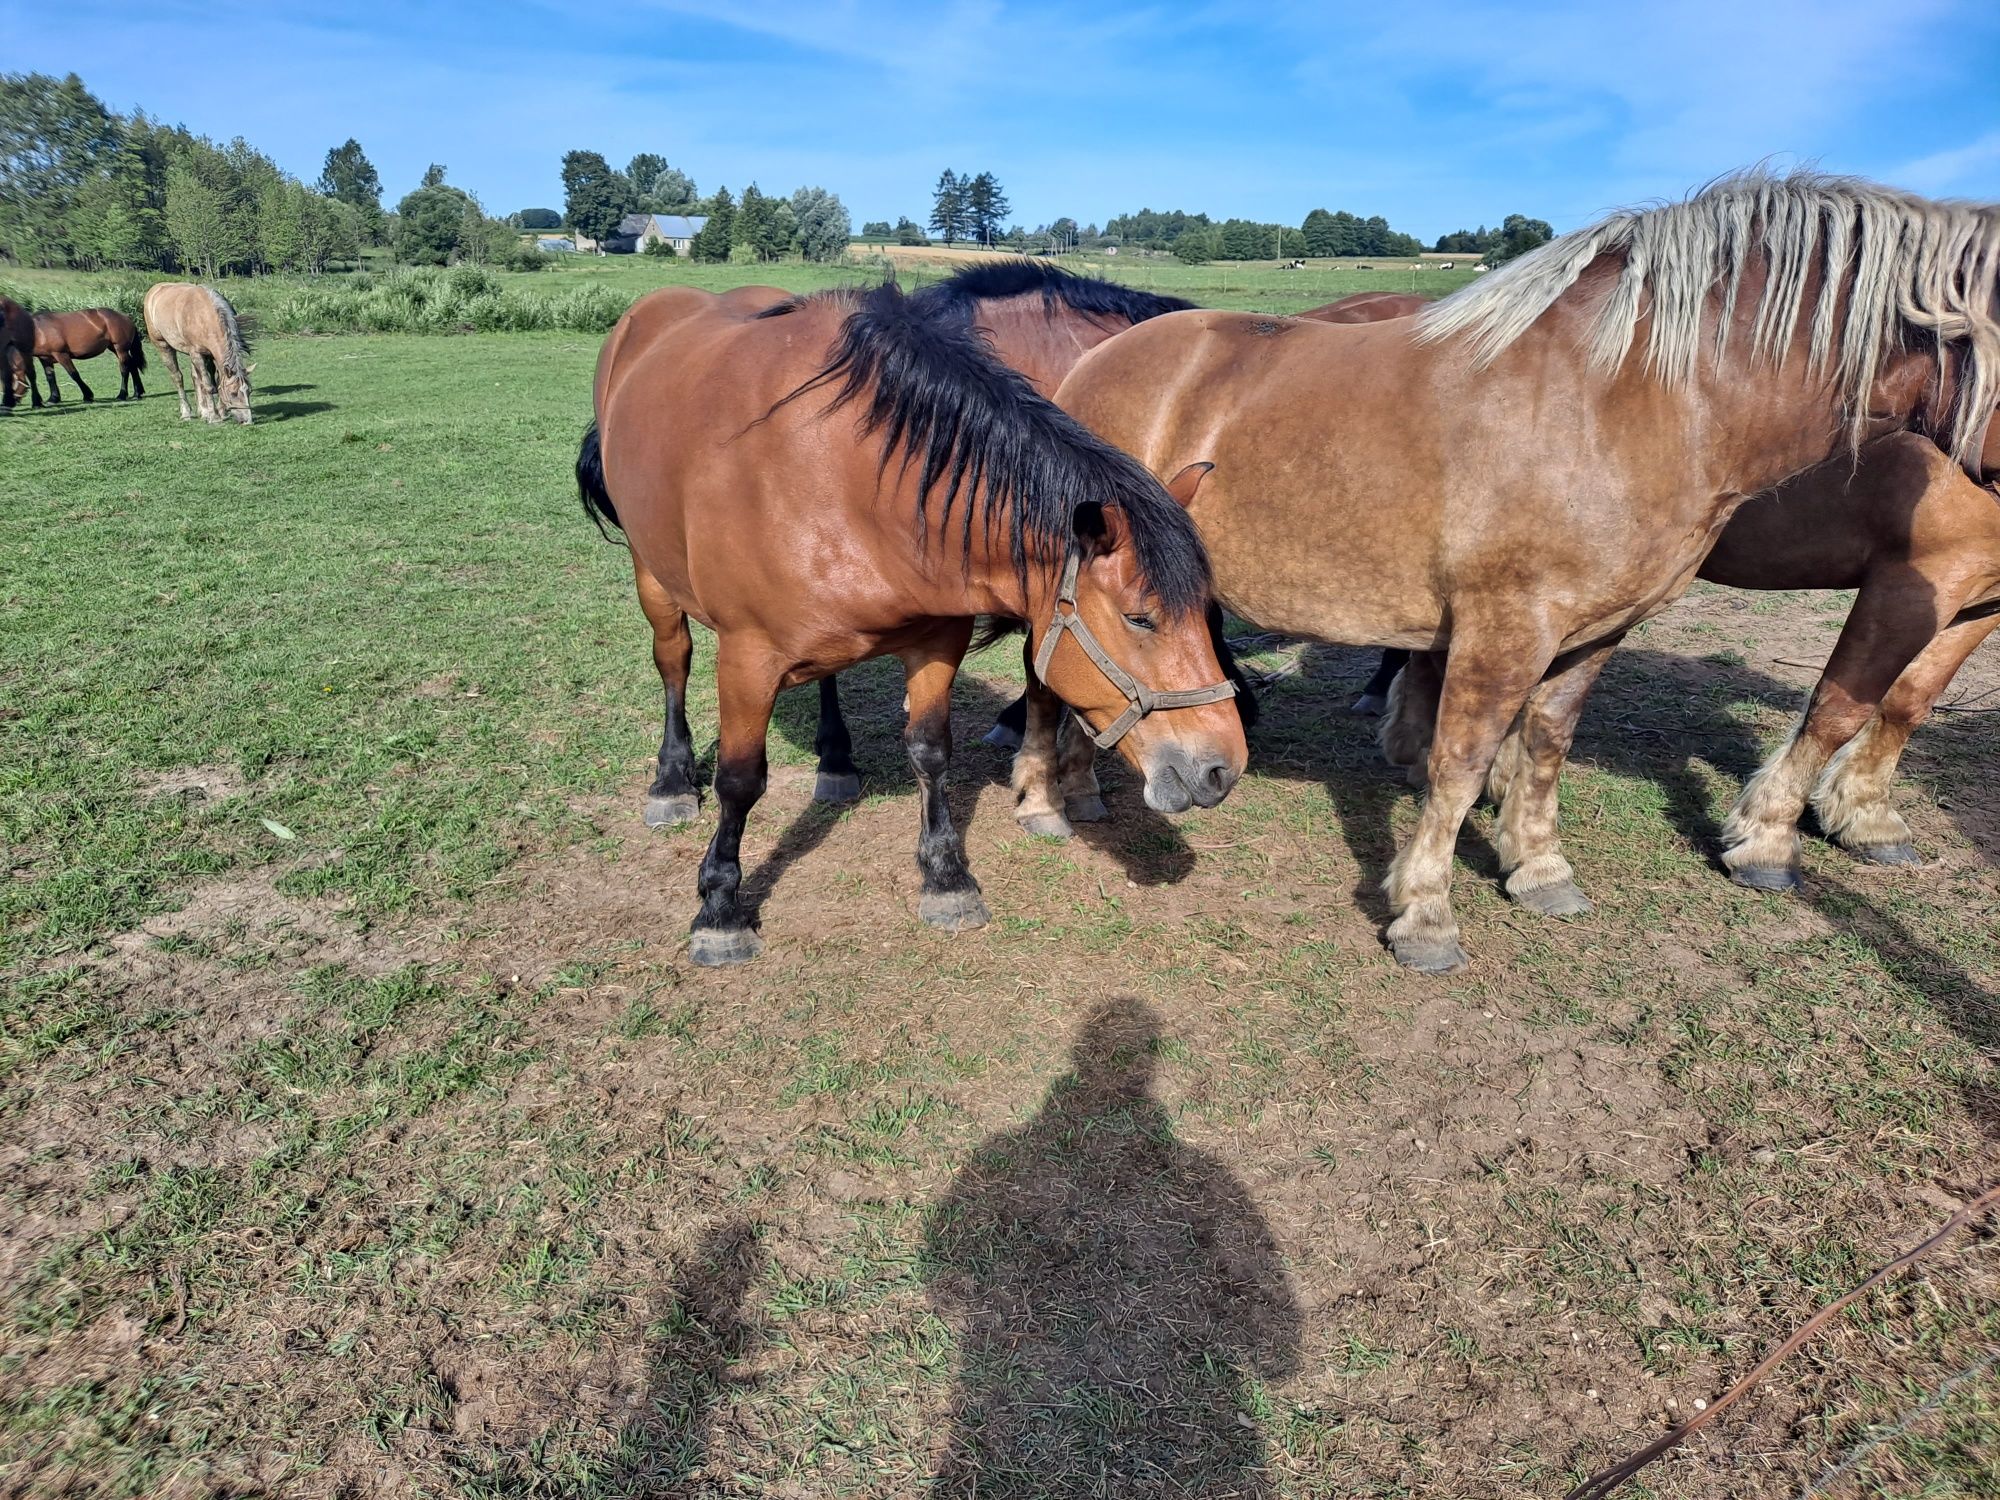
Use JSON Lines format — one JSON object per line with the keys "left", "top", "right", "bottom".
{"left": 0, "top": 71, "right": 548, "bottom": 274}
{"left": 558, "top": 151, "right": 851, "bottom": 263}
{"left": 1104, "top": 204, "right": 1551, "bottom": 265}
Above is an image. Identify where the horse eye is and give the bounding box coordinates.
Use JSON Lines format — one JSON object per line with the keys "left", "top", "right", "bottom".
{"left": 1123, "top": 613, "right": 1156, "bottom": 632}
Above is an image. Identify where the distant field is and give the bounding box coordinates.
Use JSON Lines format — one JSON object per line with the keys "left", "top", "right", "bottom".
{"left": 3, "top": 263, "right": 1995, "bottom": 1498}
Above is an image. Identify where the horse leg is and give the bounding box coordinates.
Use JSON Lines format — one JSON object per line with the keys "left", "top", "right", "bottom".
{"left": 55, "top": 352, "right": 92, "bottom": 402}
{"left": 127, "top": 345, "right": 144, "bottom": 398}
{"left": 1490, "top": 635, "right": 1622, "bottom": 918}
{"left": 1057, "top": 710, "right": 1106, "bottom": 823}
{"left": 1379, "top": 649, "right": 1443, "bottom": 784}
{"left": 904, "top": 620, "right": 988, "bottom": 931}
{"left": 1355, "top": 648, "right": 1411, "bottom": 716}
{"left": 1011, "top": 638, "right": 1071, "bottom": 837}
{"left": 1721, "top": 571, "right": 1956, "bottom": 890}
{"left": 983, "top": 692, "right": 1028, "bottom": 751}
{"left": 634, "top": 557, "right": 702, "bottom": 828}
{"left": 812, "top": 677, "right": 862, "bottom": 804}
{"left": 1810, "top": 611, "right": 2000, "bottom": 864}
{"left": 1384, "top": 628, "right": 1557, "bottom": 973}
{"left": 688, "top": 642, "right": 780, "bottom": 967}
{"left": 161, "top": 345, "right": 194, "bottom": 421}
{"left": 39, "top": 357, "right": 63, "bottom": 404}
{"left": 194, "top": 353, "right": 222, "bottom": 423}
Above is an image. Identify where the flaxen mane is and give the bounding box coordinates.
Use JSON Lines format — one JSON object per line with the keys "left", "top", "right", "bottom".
{"left": 205, "top": 288, "right": 251, "bottom": 386}
{"left": 1418, "top": 170, "right": 2000, "bottom": 464}
{"left": 761, "top": 282, "right": 1211, "bottom": 613}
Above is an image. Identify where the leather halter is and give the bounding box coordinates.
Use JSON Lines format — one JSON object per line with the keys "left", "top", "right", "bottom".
{"left": 1032, "top": 551, "right": 1237, "bottom": 749}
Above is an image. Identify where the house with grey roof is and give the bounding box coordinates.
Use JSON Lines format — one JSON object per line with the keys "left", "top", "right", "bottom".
{"left": 605, "top": 212, "right": 709, "bottom": 256}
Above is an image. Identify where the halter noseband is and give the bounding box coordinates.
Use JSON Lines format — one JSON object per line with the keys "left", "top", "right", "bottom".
{"left": 1031, "top": 551, "right": 1237, "bottom": 750}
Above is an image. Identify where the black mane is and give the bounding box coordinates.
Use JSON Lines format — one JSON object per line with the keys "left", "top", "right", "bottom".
{"left": 909, "top": 257, "right": 1196, "bottom": 329}
{"left": 764, "top": 282, "right": 1210, "bottom": 615}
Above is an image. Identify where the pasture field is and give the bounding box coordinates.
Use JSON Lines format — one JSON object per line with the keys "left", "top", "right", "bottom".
{"left": 1, "top": 261, "right": 1996, "bottom": 1499}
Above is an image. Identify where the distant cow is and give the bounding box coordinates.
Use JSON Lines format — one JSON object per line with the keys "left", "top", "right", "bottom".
{"left": 1439, "top": 261, "right": 1454, "bottom": 270}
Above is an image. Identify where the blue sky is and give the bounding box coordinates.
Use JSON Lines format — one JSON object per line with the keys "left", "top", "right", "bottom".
{"left": 14, "top": 0, "right": 2000, "bottom": 238}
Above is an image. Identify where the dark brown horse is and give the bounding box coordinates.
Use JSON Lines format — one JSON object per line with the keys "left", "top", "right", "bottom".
{"left": 1052, "top": 171, "right": 1998, "bottom": 971}
{"left": 582, "top": 280, "right": 1245, "bottom": 965}
{"left": 1303, "top": 293, "right": 2000, "bottom": 886}
{"left": 31, "top": 308, "right": 146, "bottom": 403}
{"left": 0, "top": 296, "right": 40, "bottom": 412}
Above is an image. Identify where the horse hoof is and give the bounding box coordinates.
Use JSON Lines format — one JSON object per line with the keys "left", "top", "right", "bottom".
{"left": 1390, "top": 933, "right": 1468, "bottom": 974}
{"left": 814, "top": 771, "right": 862, "bottom": 804}
{"left": 1351, "top": 692, "right": 1388, "bottom": 716}
{"left": 919, "top": 888, "right": 990, "bottom": 932}
{"left": 982, "top": 723, "right": 1023, "bottom": 751}
{"left": 1514, "top": 879, "right": 1593, "bottom": 919}
{"left": 1064, "top": 794, "right": 1109, "bottom": 823}
{"left": 1855, "top": 842, "right": 1921, "bottom": 867}
{"left": 1017, "top": 812, "right": 1073, "bottom": 839}
{"left": 1730, "top": 864, "right": 1802, "bottom": 893}
{"left": 689, "top": 927, "right": 762, "bottom": 967}
{"left": 644, "top": 793, "right": 700, "bottom": 828}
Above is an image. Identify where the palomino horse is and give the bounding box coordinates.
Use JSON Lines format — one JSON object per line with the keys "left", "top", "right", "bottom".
{"left": 31, "top": 308, "right": 146, "bottom": 403}
{"left": 798, "top": 262, "right": 1243, "bottom": 833}
{"left": 143, "top": 283, "right": 252, "bottom": 424}
{"left": 0, "top": 296, "right": 40, "bottom": 412}
{"left": 582, "top": 280, "right": 1245, "bottom": 965}
{"left": 1052, "top": 171, "right": 1999, "bottom": 971}
{"left": 1308, "top": 292, "right": 2000, "bottom": 886}
{"left": 1378, "top": 433, "right": 2000, "bottom": 887}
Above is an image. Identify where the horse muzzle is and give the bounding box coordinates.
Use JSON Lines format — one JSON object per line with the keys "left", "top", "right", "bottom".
{"left": 1142, "top": 744, "right": 1240, "bottom": 813}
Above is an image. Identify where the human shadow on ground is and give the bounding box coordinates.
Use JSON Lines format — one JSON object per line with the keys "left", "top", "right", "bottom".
{"left": 922, "top": 996, "right": 1302, "bottom": 1497}
{"left": 258, "top": 383, "right": 317, "bottom": 396}
{"left": 590, "top": 1219, "right": 764, "bottom": 1492}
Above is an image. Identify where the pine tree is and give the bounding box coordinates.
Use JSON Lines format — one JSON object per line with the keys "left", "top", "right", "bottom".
{"left": 690, "top": 186, "right": 734, "bottom": 261}
{"left": 965, "top": 172, "right": 1010, "bottom": 247}
{"left": 928, "top": 169, "right": 966, "bottom": 246}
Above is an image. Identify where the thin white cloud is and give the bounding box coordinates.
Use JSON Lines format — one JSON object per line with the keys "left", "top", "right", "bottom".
{"left": 1896, "top": 130, "right": 2000, "bottom": 195}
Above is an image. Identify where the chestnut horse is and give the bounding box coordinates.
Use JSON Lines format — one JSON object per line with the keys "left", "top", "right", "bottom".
{"left": 0, "top": 296, "right": 40, "bottom": 411}
{"left": 143, "top": 282, "right": 253, "bottom": 424}
{"left": 31, "top": 308, "right": 146, "bottom": 403}
{"left": 1052, "top": 171, "right": 1999, "bottom": 971}
{"left": 582, "top": 280, "right": 1245, "bottom": 965}
{"left": 1307, "top": 293, "right": 2000, "bottom": 886}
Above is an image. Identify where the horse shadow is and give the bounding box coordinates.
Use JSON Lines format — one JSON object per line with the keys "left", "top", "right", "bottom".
{"left": 921, "top": 995, "right": 1302, "bottom": 1495}
{"left": 1255, "top": 638, "right": 2000, "bottom": 1132}
{"left": 254, "top": 399, "right": 335, "bottom": 422}
{"left": 739, "top": 655, "right": 1195, "bottom": 921}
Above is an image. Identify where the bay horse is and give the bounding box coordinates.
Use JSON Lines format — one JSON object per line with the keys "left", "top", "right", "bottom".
{"left": 143, "top": 283, "right": 253, "bottom": 424}
{"left": 1309, "top": 293, "right": 2000, "bottom": 887}
{"left": 0, "top": 296, "right": 41, "bottom": 412}
{"left": 785, "top": 261, "right": 1237, "bottom": 834}
{"left": 582, "top": 280, "right": 1245, "bottom": 966}
{"left": 31, "top": 308, "right": 146, "bottom": 403}
{"left": 1050, "top": 171, "right": 1999, "bottom": 971}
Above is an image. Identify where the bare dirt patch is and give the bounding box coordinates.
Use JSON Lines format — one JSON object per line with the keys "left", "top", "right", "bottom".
{"left": 6, "top": 589, "right": 1998, "bottom": 1498}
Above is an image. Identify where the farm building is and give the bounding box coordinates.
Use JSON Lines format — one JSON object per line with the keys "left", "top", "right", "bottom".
{"left": 605, "top": 212, "right": 708, "bottom": 255}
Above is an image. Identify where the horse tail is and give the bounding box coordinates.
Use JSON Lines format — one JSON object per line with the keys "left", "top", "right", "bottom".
{"left": 1207, "top": 601, "right": 1260, "bottom": 730}
{"left": 129, "top": 335, "right": 147, "bottom": 374}
{"left": 576, "top": 422, "right": 622, "bottom": 540}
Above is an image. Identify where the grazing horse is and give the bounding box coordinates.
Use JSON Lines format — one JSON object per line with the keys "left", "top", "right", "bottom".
{"left": 143, "top": 282, "right": 253, "bottom": 424}
{"left": 582, "top": 280, "right": 1245, "bottom": 965}
{"left": 767, "top": 262, "right": 1233, "bottom": 833}
{"left": 31, "top": 308, "right": 146, "bottom": 403}
{"left": 1308, "top": 292, "right": 2000, "bottom": 885}
{"left": 1052, "top": 171, "right": 1999, "bottom": 971}
{"left": 0, "top": 296, "right": 41, "bottom": 412}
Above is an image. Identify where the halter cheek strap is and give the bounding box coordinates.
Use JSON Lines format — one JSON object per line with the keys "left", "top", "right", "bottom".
{"left": 1031, "top": 552, "right": 1237, "bottom": 750}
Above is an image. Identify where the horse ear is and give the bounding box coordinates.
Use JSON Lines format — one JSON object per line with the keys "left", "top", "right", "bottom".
{"left": 245, "top": 362, "right": 256, "bottom": 373}
{"left": 1164, "top": 461, "right": 1215, "bottom": 508}
{"left": 1072, "top": 500, "right": 1132, "bottom": 556}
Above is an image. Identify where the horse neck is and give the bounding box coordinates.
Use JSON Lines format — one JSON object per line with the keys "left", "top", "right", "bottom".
{"left": 972, "top": 298, "right": 1119, "bottom": 398}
